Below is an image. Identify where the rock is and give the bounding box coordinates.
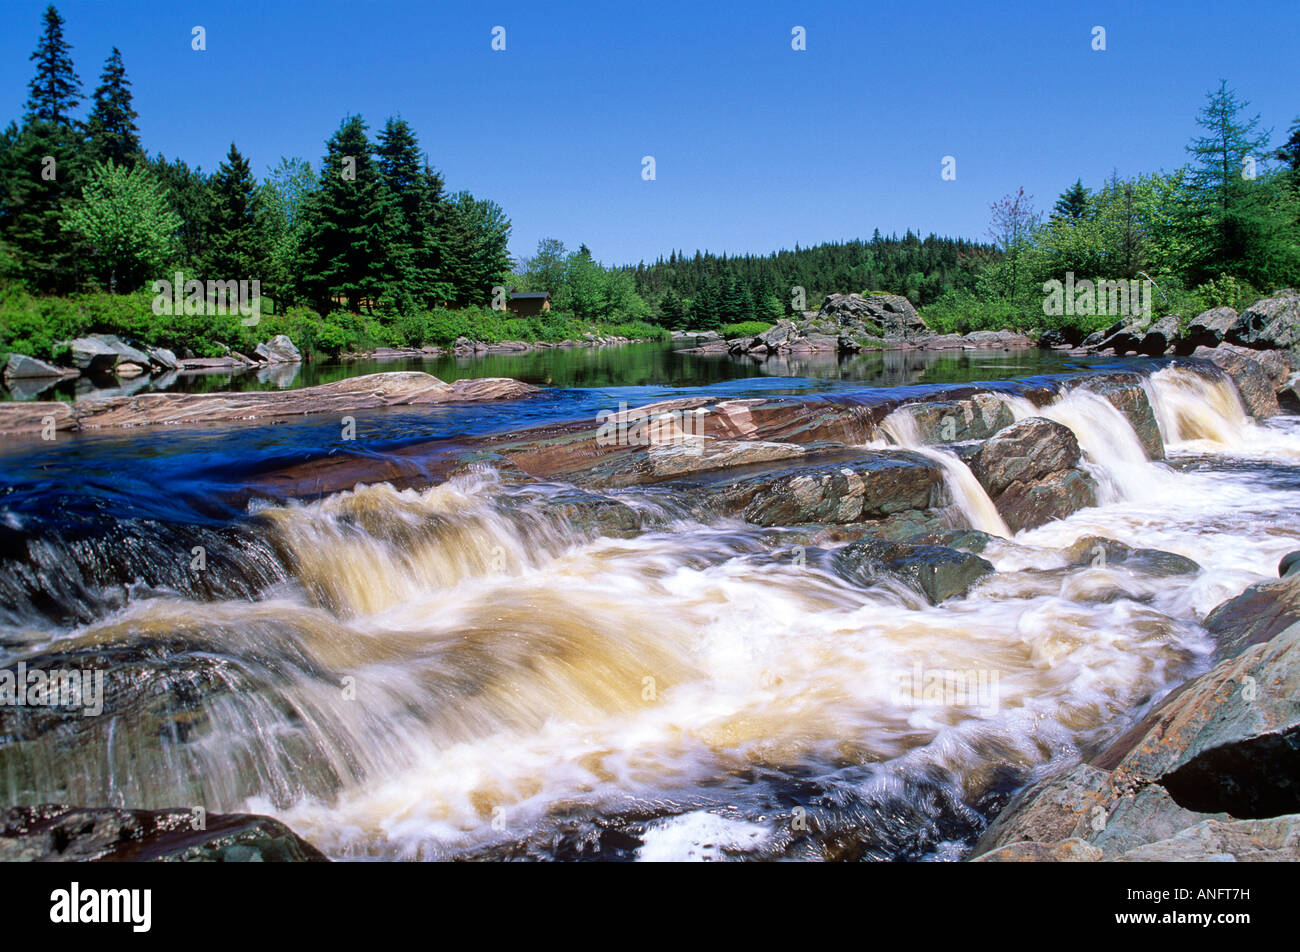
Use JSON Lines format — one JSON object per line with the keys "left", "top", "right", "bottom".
{"left": 0, "top": 401, "right": 75, "bottom": 434}
{"left": 1182, "top": 306, "right": 1238, "bottom": 352}
{"left": 1137, "top": 314, "right": 1180, "bottom": 356}
{"left": 1090, "top": 784, "right": 1232, "bottom": 858}
{"left": 888, "top": 394, "right": 1015, "bottom": 444}
{"left": 703, "top": 452, "right": 949, "bottom": 527}
{"left": 1112, "top": 814, "right": 1300, "bottom": 861}
{"left": 1227, "top": 292, "right": 1300, "bottom": 350}
{"left": 832, "top": 536, "right": 994, "bottom": 604}
{"left": 179, "top": 356, "right": 247, "bottom": 371}
{"left": 2, "top": 353, "right": 71, "bottom": 380}
{"left": 1093, "top": 322, "right": 1144, "bottom": 355}
{"left": 963, "top": 329, "right": 1034, "bottom": 349}
{"left": 1204, "top": 572, "right": 1300, "bottom": 660}
{"left": 114, "top": 361, "right": 145, "bottom": 378}
{"left": 971, "top": 838, "right": 1102, "bottom": 862}
{"left": 0, "top": 804, "right": 327, "bottom": 862}
{"left": 1192, "top": 344, "right": 1280, "bottom": 418}
{"left": 69, "top": 372, "right": 539, "bottom": 429}
{"left": 1280, "top": 373, "right": 1300, "bottom": 413}
{"left": 818, "top": 293, "right": 928, "bottom": 341}
{"left": 254, "top": 334, "right": 301, "bottom": 364}
{"left": 1281, "top": 551, "right": 1300, "bottom": 578}
{"left": 1063, "top": 536, "right": 1200, "bottom": 576}
{"left": 970, "top": 418, "right": 1097, "bottom": 532}
{"left": 1039, "top": 327, "right": 1085, "bottom": 349}
{"left": 1092, "top": 621, "right": 1300, "bottom": 820}
{"left": 68, "top": 334, "right": 151, "bottom": 372}
{"left": 1081, "top": 330, "right": 1105, "bottom": 348}
{"left": 148, "top": 347, "right": 181, "bottom": 371}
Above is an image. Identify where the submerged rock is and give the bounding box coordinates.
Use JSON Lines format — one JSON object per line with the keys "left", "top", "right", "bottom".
{"left": 833, "top": 535, "right": 994, "bottom": 604}
{"left": 1063, "top": 536, "right": 1200, "bottom": 576}
{"left": 0, "top": 804, "right": 327, "bottom": 862}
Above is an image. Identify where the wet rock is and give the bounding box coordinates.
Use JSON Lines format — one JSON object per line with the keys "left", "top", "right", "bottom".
{"left": 1192, "top": 344, "right": 1280, "bottom": 418}
{"left": 1137, "top": 314, "right": 1180, "bottom": 356}
{"left": 2, "top": 353, "right": 72, "bottom": 380}
{"left": 970, "top": 418, "right": 1098, "bottom": 531}
{"left": 69, "top": 372, "right": 538, "bottom": 429}
{"left": 254, "top": 334, "right": 302, "bottom": 364}
{"left": 0, "top": 804, "right": 327, "bottom": 862}
{"left": 1281, "top": 551, "right": 1300, "bottom": 578}
{"left": 0, "top": 400, "right": 75, "bottom": 434}
{"left": 1205, "top": 573, "right": 1300, "bottom": 660}
{"left": 706, "top": 452, "right": 948, "bottom": 527}
{"left": 1063, "top": 536, "right": 1200, "bottom": 577}
{"left": 1227, "top": 291, "right": 1300, "bottom": 350}
{"left": 971, "top": 763, "right": 1110, "bottom": 856}
{"left": 1181, "top": 306, "right": 1238, "bottom": 351}
{"left": 889, "top": 394, "right": 1014, "bottom": 444}
{"left": 1092, "top": 621, "right": 1300, "bottom": 819}
{"left": 832, "top": 535, "right": 994, "bottom": 604}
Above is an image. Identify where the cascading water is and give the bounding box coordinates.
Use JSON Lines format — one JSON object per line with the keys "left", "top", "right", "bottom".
{"left": 3, "top": 364, "right": 1300, "bottom": 860}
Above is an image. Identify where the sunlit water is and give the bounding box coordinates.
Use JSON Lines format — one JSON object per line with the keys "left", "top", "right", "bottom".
{"left": 2, "top": 365, "right": 1298, "bottom": 861}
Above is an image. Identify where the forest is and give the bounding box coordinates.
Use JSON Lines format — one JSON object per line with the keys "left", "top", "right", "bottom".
{"left": 2, "top": 4, "right": 1297, "bottom": 363}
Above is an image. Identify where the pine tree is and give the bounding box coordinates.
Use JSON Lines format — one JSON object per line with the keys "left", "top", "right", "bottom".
{"left": 85, "top": 47, "right": 141, "bottom": 168}
{"left": 204, "top": 142, "right": 268, "bottom": 281}
{"left": 376, "top": 117, "right": 451, "bottom": 309}
{"left": 1053, "top": 179, "right": 1091, "bottom": 220}
{"left": 295, "top": 115, "right": 396, "bottom": 313}
{"left": 25, "top": 4, "right": 81, "bottom": 127}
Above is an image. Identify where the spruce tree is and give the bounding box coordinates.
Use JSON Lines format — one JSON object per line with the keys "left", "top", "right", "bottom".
{"left": 204, "top": 142, "right": 267, "bottom": 280}
{"left": 295, "top": 115, "right": 396, "bottom": 313}
{"left": 25, "top": 4, "right": 81, "bottom": 127}
{"left": 1053, "top": 179, "right": 1091, "bottom": 220}
{"left": 85, "top": 47, "right": 141, "bottom": 168}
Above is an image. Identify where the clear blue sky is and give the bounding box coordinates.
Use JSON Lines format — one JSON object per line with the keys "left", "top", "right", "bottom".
{"left": 3, "top": 0, "right": 1298, "bottom": 267}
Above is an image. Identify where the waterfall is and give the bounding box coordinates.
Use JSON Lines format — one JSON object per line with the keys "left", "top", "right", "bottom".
{"left": 876, "top": 410, "right": 1012, "bottom": 538}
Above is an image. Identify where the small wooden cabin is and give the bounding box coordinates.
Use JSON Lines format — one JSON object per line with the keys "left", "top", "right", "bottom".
{"left": 507, "top": 289, "right": 551, "bottom": 317}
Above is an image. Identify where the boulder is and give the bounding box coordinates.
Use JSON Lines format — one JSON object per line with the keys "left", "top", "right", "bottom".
{"left": 1181, "top": 306, "right": 1237, "bottom": 352}
{"left": 114, "top": 361, "right": 145, "bottom": 378}
{"left": 832, "top": 536, "right": 994, "bottom": 604}
{"left": 970, "top": 838, "right": 1103, "bottom": 862}
{"left": 970, "top": 418, "right": 1097, "bottom": 532}
{"left": 1093, "top": 322, "right": 1143, "bottom": 355}
{"left": 68, "top": 334, "right": 151, "bottom": 372}
{"left": 1227, "top": 291, "right": 1300, "bottom": 350}
{"left": 888, "top": 394, "right": 1014, "bottom": 444}
{"left": 1281, "top": 551, "right": 1300, "bottom": 579}
{"left": 1136, "top": 314, "right": 1180, "bottom": 356}
{"left": 254, "top": 334, "right": 301, "bottom": 364}
{"left": 1039, "top": 327, "right": 1085, "bottom": 349}
{"left": 1192, "top": 344, "right": 1280, "bottom": 418}
{"left": 2, "top": 353, "right": 69, "bottom": 380}
{"left": 818, "top": 293, "right": 928, "bottom": 341}
{"left": 1070, "top": 374, "right": 1165, "bottom": 460}
{"left": 148, "top": 347, "right": 181, "bottom": 371}
{"left": 1112, "top": 815, "right": 1300, "bottom": 861}
{"left": 1205, "top": 571, "right": 1300, "bottom": 660}
{"left": 1063, "top": 536, "right": 1200, "bottom": 576}
{"left": 1280, "top": 373, "right": 1300, "bottom": 414}
{"left": 0, "top": 804, "right": 327, "bottom": 862}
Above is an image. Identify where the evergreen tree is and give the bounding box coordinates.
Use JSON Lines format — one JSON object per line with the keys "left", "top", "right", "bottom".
{"left": 376, "top": 117, "right": 451, "bottom": 308}
{"left": 25, "top": 4, "right": 81, "bottom": 127}
{"left": 295, "top": 115, "right": 397, "bottom": 313}
{"left": 441, "top": 191, "right": 511, "bottom": 307}
{"left": 85, "top": 47, "right": 141, "bottom": 168}
{"left": 1053, "top": 179, "right": 1091, "bottom": 220}
{"left": 202, "top": 143, "right": 267, "bottom": 281}
{"left": 149, "top": 154, "right": 212, "bottom": 271}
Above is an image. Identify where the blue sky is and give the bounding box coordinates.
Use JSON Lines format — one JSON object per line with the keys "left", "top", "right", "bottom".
{"left": 3, "top": 0, "right": 1298, "bottom": 267}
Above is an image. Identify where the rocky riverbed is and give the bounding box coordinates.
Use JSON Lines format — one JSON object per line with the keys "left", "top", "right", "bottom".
{"left": 1, "top": 338, "right": 1298, "bottom": 861}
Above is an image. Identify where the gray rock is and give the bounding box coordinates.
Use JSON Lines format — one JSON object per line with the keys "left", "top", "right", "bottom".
{"left": 818, "top": 293, "right": 928, "bottom": 341}
{"left": 1227, "top": 292, "right": 1300, "bottom": 350}
{"left": 68, "top": 334, "right": 151, "bottom": 372}
{"left": 1191, "top": 345, "right": 1280, "bottom": 418}
{"left": 2, "top": 353, "right": 68, "bottom": 380}
{"left": 148, "top": 347, "right": 181, "bottom": 371}
{"left": 1181, "top": 306, "right": 1238, "bottom": 351}
{"left": 1205, "top": 572, "right": 1300, "bottom": 660}
{"left": 1281, "top": 551, "right": 1300, "bottom": 579}
{"left": 970, "top": 418, "right": 1098, "bottom": 532}
{"left": 254, "top": 334, "right": 302, "bottom": 364}
{"left": 1137, "top": 314, "right": 1180, "bottom": 356}
{"left": 1063, "top": 536, "right": 1200, "bottom": 577}
{"left": 832, "top": 535, "right": 994, "bottom": 604}
{"left": 1114, "top": 815, "right": 1300, "bottom": 862}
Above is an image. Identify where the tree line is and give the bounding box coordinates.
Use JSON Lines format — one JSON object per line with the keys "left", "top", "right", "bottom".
{"left": 0, "top": 4, "right": 512, "bottom": 316}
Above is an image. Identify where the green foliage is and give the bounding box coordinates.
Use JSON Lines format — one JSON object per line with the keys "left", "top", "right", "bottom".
{"left": 84, "top": 47, "right": 140, "bottom": 168}
{"left": 59, "top": 159, "right": 179, "bottom": 291}
{"left": 720, "top": 320, "right": 774, "bottom": 338}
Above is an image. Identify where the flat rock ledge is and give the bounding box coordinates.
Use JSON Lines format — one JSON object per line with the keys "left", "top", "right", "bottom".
{"left": 0, "top": 372, "right": 539, "bottom": 433}
{"left": 1, "top": 803, "right": 327, "bottom": 862}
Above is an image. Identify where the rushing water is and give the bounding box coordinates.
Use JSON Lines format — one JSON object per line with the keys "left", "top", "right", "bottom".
{"left": 2, "top": 362, "right": 1299, "bottom": 861}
